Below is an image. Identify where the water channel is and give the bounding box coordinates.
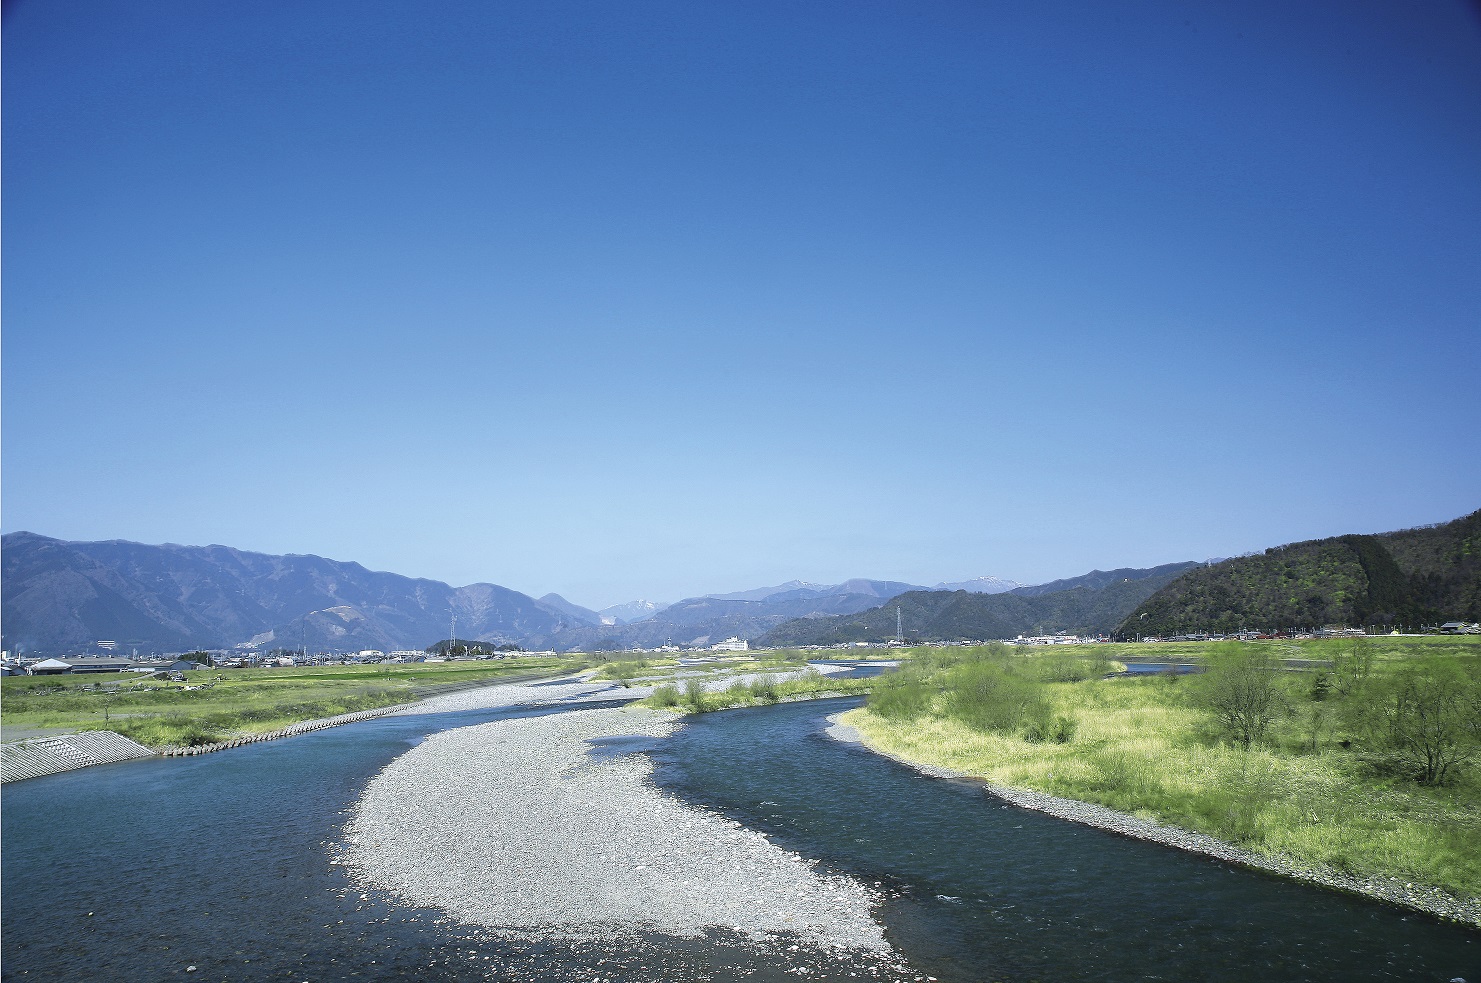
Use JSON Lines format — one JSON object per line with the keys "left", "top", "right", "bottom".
{"left": 3, "top": 689, "right": 1476, "bottom": 982}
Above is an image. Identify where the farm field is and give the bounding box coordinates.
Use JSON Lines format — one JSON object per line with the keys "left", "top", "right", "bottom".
{"left": 0, "top": 655, "right": 581, "bottom": 747}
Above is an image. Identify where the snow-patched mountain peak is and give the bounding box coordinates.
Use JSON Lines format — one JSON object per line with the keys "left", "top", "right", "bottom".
{"left": 597, "top": 599, "right": 672, "bottom": 626}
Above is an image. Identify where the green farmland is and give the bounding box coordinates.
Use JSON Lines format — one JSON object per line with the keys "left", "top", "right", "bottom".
{"left": 0, "top": 655, "right": 582, "bottom": 748}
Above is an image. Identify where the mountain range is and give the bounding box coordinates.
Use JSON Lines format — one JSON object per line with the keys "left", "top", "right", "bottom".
{"left": 0, "top": 532, "right": 1027, "bottom": 655}
{"left": 757, "top": 563, "right": 1199, "bottom": 646}
{"left": 0, "top": 532, "right": 589, "bottom": 656}
{"left": 519, "top": 579, "right": 945, "bottom": 651}
{"left": 14, "top": 512, "right": 1468, "bottom": 657}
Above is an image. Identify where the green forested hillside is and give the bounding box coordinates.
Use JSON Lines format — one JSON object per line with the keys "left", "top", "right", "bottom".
{"left": 758, "top": 564, "right": 1195, "bottom": 645}
{"left": 1119, "top": 510, "right": 1480, "bottom": 636}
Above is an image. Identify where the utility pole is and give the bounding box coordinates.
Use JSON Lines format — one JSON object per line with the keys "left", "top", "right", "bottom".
{"left": 896, "top": 606, "right": 904, "bottom": 645}
{"left": 450, "top": 613, "right": 457, "bottom": 656}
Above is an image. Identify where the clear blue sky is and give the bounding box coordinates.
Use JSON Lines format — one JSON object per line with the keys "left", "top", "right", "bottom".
{"left": 5, "top": 0, "right": 1479, "bottom": 609}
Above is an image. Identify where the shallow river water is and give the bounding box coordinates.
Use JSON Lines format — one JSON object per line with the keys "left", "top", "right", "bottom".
{"left": 2, "top": 694, "right": 1477, "bottom": 982}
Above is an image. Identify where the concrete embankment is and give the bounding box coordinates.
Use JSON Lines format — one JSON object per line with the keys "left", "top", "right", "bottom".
{"left": 824, "top": 713, "right": 1481, "bottom": 929}
{"left": 0, "top": 731, "right": 155, "bottom": 783}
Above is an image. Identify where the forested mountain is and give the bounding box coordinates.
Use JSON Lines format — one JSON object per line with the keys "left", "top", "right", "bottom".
{"left": 1117, "top": 510, "right": 1481, "bottom": 636}
{"left": 0, "top": 533, "right": 584, "bottom": 654}
{"left": 1009, "top": 563, "right": 1200, "bottom": 597}
{"left": 757, "top": 563, "right": 1197, "bottom": 645}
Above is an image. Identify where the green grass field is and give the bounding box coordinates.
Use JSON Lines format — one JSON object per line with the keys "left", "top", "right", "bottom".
{"left": 843, "top": 636, "right": 1481, "bottom": 902}
{"left": 0, "top": 655, "right": 583, "bottom": 747}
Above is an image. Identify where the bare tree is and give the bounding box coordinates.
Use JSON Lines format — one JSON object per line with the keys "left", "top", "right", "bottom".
{"left": 1198, "top": 645, "right": 1289, "bottom": 749}
{"left": 1378, "top": 663, "right": 1475, "bottom": 785}
{"left": 1330, "top": 637, "right": 1375, "bottom": 700}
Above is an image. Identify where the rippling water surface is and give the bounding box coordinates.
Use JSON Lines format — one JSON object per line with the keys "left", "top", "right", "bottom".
{"left": 651, "top": 698, "right": 1480, "bottom": 982}
{"left": 3, "top": 693, "right": 1477, "bottom": 982}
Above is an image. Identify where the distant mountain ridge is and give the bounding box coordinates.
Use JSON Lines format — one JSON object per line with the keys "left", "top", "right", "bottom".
{"left": 524, "top": 587, "right": 920, "bottom": 651}
{"left": 757, "top": 563, "right": 1199, "bottom": 646}
{"left": 703, "top": 579, "right": 928, "bottom": 602}
{"left": 12, "top": 528, "right": 1303, "bottom": 655}
{"left": 1, "top": 532, "right": 584, "bottom": 655}
{"left": 538, "top": 593, "right": 603, "bottom": 626}
{"left": 1118, "top": 510, "right": 1481, "bottom": 635}
{"left": 934, "top": 576, "right": 1022, "bottom": 593}
{"left": 0, "top": 532, "right": 1036, "bottom": 655}
{"left": 535, "top": 575, "right": 1026, "bottom": 650}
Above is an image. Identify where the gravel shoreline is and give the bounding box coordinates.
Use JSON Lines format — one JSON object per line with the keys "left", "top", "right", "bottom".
{"left": 824, "top": 713, "right": 1481, "bottom": 928}
{"left": 341, "top": 691, "right": 894, "bottom": 957}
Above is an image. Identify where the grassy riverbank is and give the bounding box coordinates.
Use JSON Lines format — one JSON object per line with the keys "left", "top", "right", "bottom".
{"left": 0, "top": 655, "right": 582, "bottom": 747}
{"left": 841, "top": 637, "right": 1481, "bottom": 902}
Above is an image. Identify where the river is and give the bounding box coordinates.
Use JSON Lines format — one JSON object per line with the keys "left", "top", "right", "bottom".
{"left": 2, "top": 692, "right": 1476, "bottom": 981}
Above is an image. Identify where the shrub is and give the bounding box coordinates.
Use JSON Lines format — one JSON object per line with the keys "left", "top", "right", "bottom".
{"left": 1373, "top": 662, "right": 1476, "bottom": 785}
{"left": 683, "top": 677, "right": 707, "bottom": 712}
{"left": 1034, "top": 654, "right": 1105, "bottom": 683}
{"left": 946, "top": 660, "right": 1052, "bottom": 736}
{"left": 598, "top": 659, "right": 648, "bottom": 686}
{"left": 181, "top": 725, "right": 222, "bottom": 747}
{"left": 649, "top": 684, "right": 680, "bottom": 708}
{"left": 748, "top": 676, "right": 779, "bottom": 703}
{"left": 867, "top": 670, "right": 934, "bottom": 719}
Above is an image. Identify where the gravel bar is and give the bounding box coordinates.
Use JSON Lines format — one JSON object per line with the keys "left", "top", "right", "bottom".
{"left": 398, "top": 665, "right": 846, "bottom": 718}
{"left": 341, "top": 702, "right": 892, "bottom": 954}
{"left": 825, "top": 713, "right": 1481, "bottom": 928}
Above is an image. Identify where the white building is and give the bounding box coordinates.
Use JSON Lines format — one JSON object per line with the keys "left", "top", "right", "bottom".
{"left": 711, "top": 637, "right": 749, "bottom": 652}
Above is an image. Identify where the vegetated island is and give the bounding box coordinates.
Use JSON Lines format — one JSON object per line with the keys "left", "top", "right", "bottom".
{"left": 834, "top": 635, "right": 1480, "bottom": 926}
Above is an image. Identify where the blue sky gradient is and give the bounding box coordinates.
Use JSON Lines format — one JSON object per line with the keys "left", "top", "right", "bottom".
{"left": 5, "top": 0, "right": 1479, "bottom": 608}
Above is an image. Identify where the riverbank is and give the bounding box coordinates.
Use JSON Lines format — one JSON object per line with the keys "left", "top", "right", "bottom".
{"left": 339, "top": 690, "right": 900, "bottom": 963}
{"left": 0, "top": 660, "right": 859, "bottom": 782}
{"left": 826, "top": 711, "right": 1481, "bottom": 928}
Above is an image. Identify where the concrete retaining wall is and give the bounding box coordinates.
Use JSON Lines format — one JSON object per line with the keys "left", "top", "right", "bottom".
{"left": 2, "top": 703, "right": 417, "bottom": 780}
{"left": 1, "top": 731, "right": 156, "bottom": 783}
